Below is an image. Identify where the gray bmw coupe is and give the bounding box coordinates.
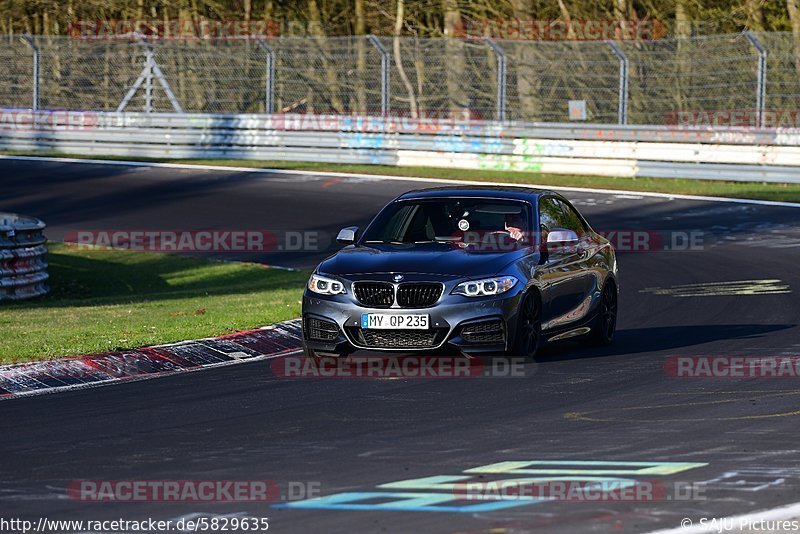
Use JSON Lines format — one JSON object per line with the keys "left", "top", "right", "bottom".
{"left": 302, "top": 186, "right": 617, "bottom": 360}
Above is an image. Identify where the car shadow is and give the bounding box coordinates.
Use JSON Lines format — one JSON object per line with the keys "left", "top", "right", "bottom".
{"left": 345, "top": 324, "right": 796, "bottom": 368}
{"left": 535, "top": 323, "right": 796, "bottom": 362}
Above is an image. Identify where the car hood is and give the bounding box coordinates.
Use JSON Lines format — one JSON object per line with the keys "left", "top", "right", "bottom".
{"left": 317, "top": 242, "right": 534, "bottom": 278}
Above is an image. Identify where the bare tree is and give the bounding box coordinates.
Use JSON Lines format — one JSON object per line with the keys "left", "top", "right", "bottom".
{"left": 787, "top": 0, "right": 800, "bottom": 77}
{"left": 557, "top": 0, "right": 576, "bottom": 39}
{"left": 354, "top": 0, "right": 367, "bottom": 113}
{"left": 674, "top": 0, "right": 692, "bottom": 37}
{"left": 673, "top": 0, "right": 693, "bottom": 117}
{"left": 613, "top": 0, "right": 628, "bottom": 39}
{"left": 308, "top": 0, "right": 344, "bottom": 111}
{"left": 510, "top": 0, "right": 541, "bottom": 120}
{"left": 442, "top": 0, "right": 466, "bottom": 113}
{"left": 746, "top": 0, "right": 765, "bottom": 31}
{"left": 393, "top": 0, "right": 418, "bottom": 117}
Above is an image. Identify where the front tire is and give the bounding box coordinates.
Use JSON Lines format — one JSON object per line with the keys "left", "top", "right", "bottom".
{"left": 302, "top": 341, "right": 317, "bottom": 356}
{"left": 591, "top": 279, "right": 618, "bottom": 345}
{"left": 509, "top": 291, "right": 542, "bottom": 361}
{"left": 302, "top": 342, "right": 348, "bottom": 367}
{"left": 302, "top": 342, "right": 322, "bottom": 366}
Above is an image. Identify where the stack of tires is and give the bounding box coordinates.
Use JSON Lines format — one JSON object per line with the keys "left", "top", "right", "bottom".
{"left": 0, "top": 213, "right": 48, "bottom": 301}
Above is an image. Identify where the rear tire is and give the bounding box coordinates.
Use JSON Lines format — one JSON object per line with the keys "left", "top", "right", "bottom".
{"left": 508, "top": 291, "right": 542, "bottom": 361}
{"left": 591, "top": 279, "right": 618, "bottom": 346}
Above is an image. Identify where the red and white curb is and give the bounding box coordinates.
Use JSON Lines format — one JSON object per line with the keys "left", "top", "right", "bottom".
{"left": 0, "top": 320, "right": 302, "bottom": 399}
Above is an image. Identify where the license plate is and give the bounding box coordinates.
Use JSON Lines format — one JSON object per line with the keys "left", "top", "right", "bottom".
{"left": 361, "top": 313, "right": 429, "bottom": 330}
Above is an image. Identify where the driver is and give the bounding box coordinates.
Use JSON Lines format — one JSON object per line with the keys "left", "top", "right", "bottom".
{"left": 504, "top": 212, "right": 525, "bottom": 241}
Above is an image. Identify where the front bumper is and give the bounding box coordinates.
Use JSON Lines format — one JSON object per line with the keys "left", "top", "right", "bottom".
{"left": 302, "top": 286, "right": 524, "bottom": 355}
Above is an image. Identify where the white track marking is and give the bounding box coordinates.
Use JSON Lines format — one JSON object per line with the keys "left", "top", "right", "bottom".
{"left": 640, "top": 279, "right": 792, "bottom": 297}
{"left": 646, "top": 500, "right": 800, "bottom": 533}
{"left": 2, "top": 154, "right": 799, "bottom": 208}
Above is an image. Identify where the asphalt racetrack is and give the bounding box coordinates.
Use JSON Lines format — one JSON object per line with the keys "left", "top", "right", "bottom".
{"left": 2, "top": 157, "right": 800, "bottom": 533}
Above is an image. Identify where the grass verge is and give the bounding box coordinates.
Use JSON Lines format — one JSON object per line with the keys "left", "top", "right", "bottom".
{"left": 0, "top": 243, "right": 308, "bottom": 364}
{"left": 3, "top": 151, "right": 800, "bottom": 203}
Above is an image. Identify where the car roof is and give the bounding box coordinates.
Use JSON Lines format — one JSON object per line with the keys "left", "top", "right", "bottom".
{"left": 396, "top": 185, "right": 558, "bottom": 202}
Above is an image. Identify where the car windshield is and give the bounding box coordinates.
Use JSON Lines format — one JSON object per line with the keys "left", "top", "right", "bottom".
{"left": 361, "top": 198, "right": 531, "bottom": 247}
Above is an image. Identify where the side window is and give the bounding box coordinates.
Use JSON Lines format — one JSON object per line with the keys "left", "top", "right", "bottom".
{"left": 553, "top": 199, "right": 588, "bottom": 234}
{"left": 538, "top": 198, "right": 562, "bottom": 232}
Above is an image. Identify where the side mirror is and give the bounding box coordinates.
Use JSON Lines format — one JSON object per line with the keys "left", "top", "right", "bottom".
{"left": 547, "top": 229, "right": 579, "bottom": 244}
{"left": 336, "top": 226, "right": 359, "bottom": 245}
{"left": 546, "top": 228, "right": 579, "bottom": 252}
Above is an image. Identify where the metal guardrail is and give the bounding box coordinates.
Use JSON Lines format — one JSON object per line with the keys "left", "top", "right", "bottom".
{"left": 2, "top": 111, "right": 800, "bottom": 183}
{"left": 0, "top": 213, "right": 48, "bottom": 301}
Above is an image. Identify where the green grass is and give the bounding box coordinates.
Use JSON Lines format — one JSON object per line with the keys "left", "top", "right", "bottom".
{"left": 0, "top": 243, "right": 308, "bottom": 364}
{"left": 4, "top": 150, "right": 800, "bottom": 203}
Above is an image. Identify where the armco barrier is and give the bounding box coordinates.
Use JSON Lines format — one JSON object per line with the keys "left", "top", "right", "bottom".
{"left": 2, "top": 111, "right": 800, "bottom": 182}
{"left": 0, "top": 213, "right": 48, "bottom": 301}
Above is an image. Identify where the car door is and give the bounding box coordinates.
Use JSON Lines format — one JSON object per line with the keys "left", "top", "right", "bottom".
{"left": 537, "top": 196, "right": 595, "bottom": 331}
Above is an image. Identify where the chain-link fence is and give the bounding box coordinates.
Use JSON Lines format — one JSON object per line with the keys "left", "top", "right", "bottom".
{"left": 500, "top": 40, "right": 622, "bottom": 123}
{"left": 0, "top": 35, "right": 36, "bottom": 110}
{"left": 619, "top": 34, "right": 760, "bottom": 125}
{"left": 2, "top": 32, "right": 800, "bottom": 125}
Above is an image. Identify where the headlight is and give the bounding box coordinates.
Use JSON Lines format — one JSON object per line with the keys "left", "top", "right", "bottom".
{"left": 452, "top": 276, "right": 518, "bottom": 297}
{"left": 308, "top": 274, "right": 347, "bottom": 295}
